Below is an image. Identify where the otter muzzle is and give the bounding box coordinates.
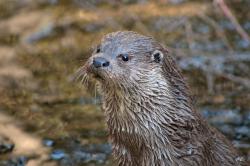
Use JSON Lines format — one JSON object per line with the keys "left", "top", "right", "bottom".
{"left": 93, "top": 57, "right": 110, "bottom": 68}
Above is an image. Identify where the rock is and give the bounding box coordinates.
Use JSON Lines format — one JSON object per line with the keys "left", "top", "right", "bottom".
{"left": 0, "top": 156, "right": 27, "bottom": 166}
{"left": 0, "top": 65, "right": 32, "bottom": 80}
{"left": 195, "top": 24, "right": 210, "bottom": 34}
{"left": 0, "top": 47, "right": 16, "bottom": 65}
{"left": 168, "top": 0, "right": 187, "bottom": 5}
{"left": 91, "top": 153, "right": 107, "bottom": 164}
{"left": 81, "top": 23, "right": 104, "bottom": 33}
{"left": 236, "top": 39, "right": 250, "bottom": 49}
{"left": 39, "top": 0, "right": 58, "bottom": 5}
{"left": 71, "top": 143, "right": 111, "bottom": 164}
{"left": 244, "top": 21, "right": 250, "bottom": 30}
{"left": 0, "top": 113, "right": 52, "bottom": 165}
{"left": 151, "top": 17, "right": 187, "bottom": 33}
{"left": 72, "top": 150, "right": 92, "bottom": 163}
{"left": 50, "top": 140, "right": 112, "bottom": 165}
{"left": 216, "top": 124, "right": 235, "bottom": 138}
{"left": 42, "top": 139, "right": 55, "bottom": 147}
{"left": 83, "top": 143, "right": 112, "bottom": 154}
{"left": 0, "top": 11, "right": 50, "bottom": 37}
{"left": 51, "top": 149, "right": 66, "bottom": 160}
{"left": 201, "top": 108, "right": 243, "bottom": 126}
{"left": 0, "top": 65, "right": 32, "bottom": 91}
{"left": 0, "top": 136, "right": 15, "bottom": 154}
{"left": 233, "top": 140, "right": 250, "bottom": 149}
{"left": 60, "top": 156, "right": 75, "bottom": 166}
{"left": 243, "top": 111, "right": 250, "bottom": 126}
{"left": 29, "top": 104, "right": 41, "bottom": 112}
{"left": 67, "top": 150, "right": 107, "bottom": 165}
{"left": 0, "top": 143, "right": 14, "bottom": 154}
{"left": 219, "top": 20, "right": 235, "bottom": 30}
{"left": 24, "top": 23, "right": 55, "bottom": 43}
{"left": 235, "top": 126, "right": 250, "bottom": 141}
{"left": 77, "top": 97, "right": 101, "bottom": 105}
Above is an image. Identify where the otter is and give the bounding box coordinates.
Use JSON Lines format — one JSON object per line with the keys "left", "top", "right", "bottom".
{"left": 76, "top": 31, "right": 246, "bottom": 166}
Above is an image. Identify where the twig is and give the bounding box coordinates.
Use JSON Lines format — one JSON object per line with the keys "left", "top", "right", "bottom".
{"left": 214, "top": 0, "right": 250, "bottom": 43}
{"left": 177, "top": 52, "right": 250, "bottom": 91}
{"left": 185, "top": 21, "right": 196, "bottom": 54}
{"left": 223, "top": 73, "right": 250, "bottom": 89}
{"left": 198, "top": 14, "right": 233, "bottom": 52}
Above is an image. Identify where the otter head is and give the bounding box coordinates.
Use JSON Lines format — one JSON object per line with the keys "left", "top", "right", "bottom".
{"left": 79, "top": 31, "right": 172, "bottom": 96}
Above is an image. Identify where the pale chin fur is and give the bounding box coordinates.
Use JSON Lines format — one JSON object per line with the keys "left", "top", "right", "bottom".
{"left": 98, "top": 67, "right": 180, "bottom": 166}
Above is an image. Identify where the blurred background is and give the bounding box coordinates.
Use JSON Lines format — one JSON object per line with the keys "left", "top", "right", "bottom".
{"left": 0, "top": 0, "right": 249, "bottom": 165}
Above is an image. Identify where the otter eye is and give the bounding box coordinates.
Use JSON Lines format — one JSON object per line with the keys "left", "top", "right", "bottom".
{"left": 119, "top": 54, "right": 129, "bottom": 62}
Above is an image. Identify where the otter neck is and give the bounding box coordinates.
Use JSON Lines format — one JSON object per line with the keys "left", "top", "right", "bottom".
{"left": 103, "top": 84, "right": 195, "bottom": 130}
{"left": 100, "top": 74, "right": 199, "bottom": 160}
{"left": 101, "top": 69, "right": 195, "bottom": 128}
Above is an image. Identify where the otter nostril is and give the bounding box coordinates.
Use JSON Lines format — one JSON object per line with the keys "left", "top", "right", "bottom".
{"left": 102, "top": 61, "right": 110, "bottom": 67}
{"left": 93, "top": 57, "right": 109, "bottom": 68}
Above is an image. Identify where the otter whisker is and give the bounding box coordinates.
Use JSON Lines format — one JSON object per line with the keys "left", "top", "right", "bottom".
{"left": 80, "top": 75, "right": 85, "bottom": 85}
{"left": 83, "top": 74, "right": 89, "bottom": 87}
{"left": 73, "top": 67, "right": 86, "bottom": 82}
{"left": 86, "top": 75, "right": 90, "bottom": 88}
{"left": 94, "top": 83, "right": 97, "bottom": 105}
{"left": 79, "top": 73, "right": 88, "bottom": 88}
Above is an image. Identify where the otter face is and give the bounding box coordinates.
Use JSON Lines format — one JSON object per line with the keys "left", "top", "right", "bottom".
{"left": 80, "top": 31, "right": 166, "bottom": 91}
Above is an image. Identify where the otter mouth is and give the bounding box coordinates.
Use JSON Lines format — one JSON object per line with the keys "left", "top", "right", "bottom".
{"left": 92, "top": 73, "right": 104, "bottom": 80}
{"left": 90, "top": 68, "right": 105, "bottom": 81}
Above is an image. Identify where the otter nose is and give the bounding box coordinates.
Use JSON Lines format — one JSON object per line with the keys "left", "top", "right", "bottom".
{"left": 93, "top": 57, "right": 110, "bottom": 68}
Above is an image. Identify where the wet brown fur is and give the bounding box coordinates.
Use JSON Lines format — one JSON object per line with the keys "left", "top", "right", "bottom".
{"left": 77, "top": 31, "right": 247, "bottom": 166}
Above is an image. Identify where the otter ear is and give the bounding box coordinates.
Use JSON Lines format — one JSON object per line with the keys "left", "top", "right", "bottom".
{"left": 152, "top": 50, "right": 164, "bottom": 63}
